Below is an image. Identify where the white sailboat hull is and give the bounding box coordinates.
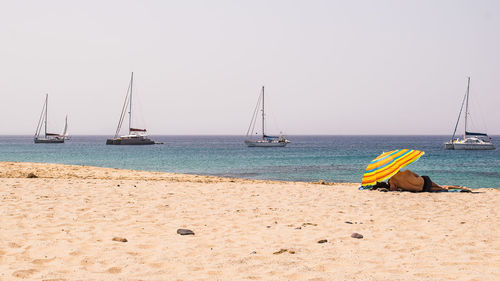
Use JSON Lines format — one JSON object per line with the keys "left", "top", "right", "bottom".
{"left": 245, "top": 140, "right": 288, "bottom": 147}
{"left": 445, "top": 142, "right": 495, "bottom": 150}
{"left": 453, "top": 143, "right": 495, "bottom": 150}
{"left": 34, "top": 138, "right": 65, "bottom": 144}
{"left": 106, "top": 135, "right": 155, "bottom": 145}
{"left": 444, "top": 137, "right": 495, "bottom": 150}
{"left": 444, "top": 142, "right": 454, "bottom": 150}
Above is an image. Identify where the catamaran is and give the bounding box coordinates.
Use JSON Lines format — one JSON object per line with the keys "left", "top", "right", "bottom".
{"left": 444, "top": 77, "right": 495, "bottom": 150}
{"left": 34, "top": 94, "right": 68, "bottom": 143}
{"left": 106, "top": 72, "right": 156, "bottom": 145}
{"left": 244, "top": 86, "right": 289, "bottom": 147}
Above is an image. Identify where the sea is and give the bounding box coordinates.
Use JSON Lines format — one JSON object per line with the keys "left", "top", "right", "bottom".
{"left": 1, "top": 135, "right": 499, "bottom": 188}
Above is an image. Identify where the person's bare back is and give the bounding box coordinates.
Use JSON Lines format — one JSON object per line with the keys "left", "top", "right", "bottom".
{"left": 388, "top": 170, "right": 424, "bottom": 192}
{"left": 388, "top": 170, "right": 470, "bottom": 192}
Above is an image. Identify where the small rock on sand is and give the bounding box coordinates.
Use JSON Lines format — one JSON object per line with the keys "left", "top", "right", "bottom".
{"left": 273, "top": 249, "right": 287, "bottom": 255}
{"left": 351, "top": 233, "right": 363, "bottom": 239}
{"left": 112, "top": 237, "right": 128, "bottom": 242}
{"left": 27, "top": 173, "right": 38, "bottom": 178}
{"left": 273, "top": 249, "right": 295, "bottom": 255}
{"left": 177, "top": 229, "right": 195, "bottom": 235}
{"left": 318, "top": 239, "right": 328, "bottom": 244}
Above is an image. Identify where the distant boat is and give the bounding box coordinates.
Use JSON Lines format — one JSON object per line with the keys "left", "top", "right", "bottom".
{"left": 244, "top": 86, "right": 289, "bottom": 147}
{"left": 444, "top": 77, "right": 495, "bottom": 150}
{"left": 34, "top": 94, "right": 68, "bottom": 144}
{"left": 106, "top": 72, "right": 156, "bottom": 145}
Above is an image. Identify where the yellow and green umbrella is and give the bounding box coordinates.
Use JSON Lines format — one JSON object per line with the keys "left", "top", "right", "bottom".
{"left": 361, "top": 149, "right": 425, "bottom": 187}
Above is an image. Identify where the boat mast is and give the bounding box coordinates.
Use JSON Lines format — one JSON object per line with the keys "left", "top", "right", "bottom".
{"left": 44, "top": 94, "right": 48, "bottom": 138}
{"left": 464, "top": 77, "right": 470, "bottom": 139}
{"left": 129, "top": 72, "right": 133, "bottom": 135}
{"left": 261, "top": 86, "right": 265, "bottom": 140}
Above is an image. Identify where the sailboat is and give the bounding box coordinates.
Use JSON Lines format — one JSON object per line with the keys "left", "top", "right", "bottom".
{"left": 444, "top": 77, "right": 495, "bottom": 150}
{"left": 106, "top": 72, "right": 156, "bottom": 145}
{"left": 34, "top": 94, "right": 68, "bottom": 143}
{"left": 244, "top": 86, "right": 289, "bottom": 147}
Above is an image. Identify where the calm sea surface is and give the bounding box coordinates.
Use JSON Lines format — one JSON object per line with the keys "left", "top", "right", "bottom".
{"left": 0, "top": 135, "right": 499, "bottom": 188}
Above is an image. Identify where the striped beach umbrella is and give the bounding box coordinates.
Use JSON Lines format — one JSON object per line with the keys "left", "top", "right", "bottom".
{"left": 361, "top": 149, "right": 425, "bottom": 187}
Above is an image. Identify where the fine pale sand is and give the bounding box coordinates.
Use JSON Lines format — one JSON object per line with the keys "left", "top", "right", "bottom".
{"left": 0, "top": 162, "right": 499, "bottom": 280}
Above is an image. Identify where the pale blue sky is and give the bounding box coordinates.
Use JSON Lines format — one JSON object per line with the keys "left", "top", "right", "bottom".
{"left": 1, "top": 0, "right": 499, "bottom": 135}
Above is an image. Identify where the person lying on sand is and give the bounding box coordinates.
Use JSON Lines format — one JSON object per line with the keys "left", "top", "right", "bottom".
{"left": 374, "top": 170, "right": 470, "bottom": 192}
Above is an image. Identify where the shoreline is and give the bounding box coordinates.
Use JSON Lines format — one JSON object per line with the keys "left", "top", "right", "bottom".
{"left": 1, "top": 135, "right": 499, "bottom": 189}
{"left": 0, "top": 161, "right": 357, "bottom": 186}
{"left": 0, "top": 161, "right": 498, "bottom": 280}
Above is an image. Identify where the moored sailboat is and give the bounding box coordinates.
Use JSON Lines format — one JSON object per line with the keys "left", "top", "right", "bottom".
{"left": 106, "top": 72, "right": 156, "bottom": 145}
{"left": 444, "top": 77, "right": 495, "bottom": 150}
{"left": 244, "top": 86, "right": 289, "bottom": 147}
{"left": 34, "top": 94, "right": 68, "bottom": 144}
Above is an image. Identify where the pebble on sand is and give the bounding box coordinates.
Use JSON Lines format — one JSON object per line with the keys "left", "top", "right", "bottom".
{"left": 318, "top": 239, "right": 328, "bottom": 244}
{"left": 112, "top": 237, "right": 128, "bottom": 242}
{"left": 351, "top": 233, "right": 363, "bottom": 239}
{"left": 27, "top": 173, "right": 38, "bottom": 178}
{"left": 273, "top": 249, "right": 295, "bottom": 255}
{"left": 177, "top": 229, "right": 195, "bottom": 235}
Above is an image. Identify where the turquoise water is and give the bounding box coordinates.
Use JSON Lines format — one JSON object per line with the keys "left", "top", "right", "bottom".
{"left": 0, "top": 135, "right": 499, "bottom": 188}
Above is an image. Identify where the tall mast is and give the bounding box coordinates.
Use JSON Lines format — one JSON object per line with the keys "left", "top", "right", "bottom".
{"left": 261, "top": 86, "right": 265, "bottom": 139}
{"left": 44, "top": 94, "right": 48, "bottom": 138}
{"left": 464, "top": 77, "right": 470, "bottom": 138}
{"left": 129, "top": 72, "right": 133, "bottom": 135}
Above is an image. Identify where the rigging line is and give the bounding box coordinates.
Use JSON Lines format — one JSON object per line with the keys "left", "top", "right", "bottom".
{"left": 451, "top": 87, "right": 468, "bottom": 141}
{"left": 250, "top": 95, "right": 261, "bottom": 136}
{"left": 116, "top": 96, "right": 130, "bottom": 137}
{"left": 114, "top": 81, "right": 132, "bottom": 138}
{"left": 115, "top": 95, "right": 127, "bottom": 137}
{"left": 246, "top": 92, "right": 261, "bottom": 136}
{"left": 246, "top": 95, "right": 259, "bottom": 136}
{"left": 34, "top": 97, "right": 46, "bottom": 138}
{"left": 250, "top": 93, "right": 262, "bottom": 136}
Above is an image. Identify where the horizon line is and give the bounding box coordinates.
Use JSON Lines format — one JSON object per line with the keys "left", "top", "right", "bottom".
{"left": 2, "top": 134, "right": 499, "bottom": 137}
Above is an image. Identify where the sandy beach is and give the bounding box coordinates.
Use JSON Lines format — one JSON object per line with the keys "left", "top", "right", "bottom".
{"left": 0, "top": 161, "right": 498, "bottom": 280}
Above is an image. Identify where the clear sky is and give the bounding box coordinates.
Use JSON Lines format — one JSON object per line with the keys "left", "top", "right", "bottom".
{"left": 1, "top": 0, "right": 499, "bottom": 135}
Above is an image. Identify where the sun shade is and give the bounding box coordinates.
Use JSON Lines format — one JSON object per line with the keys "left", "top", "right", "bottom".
{"left": 361, "top": 149, "right": 425, "bottom": 187}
